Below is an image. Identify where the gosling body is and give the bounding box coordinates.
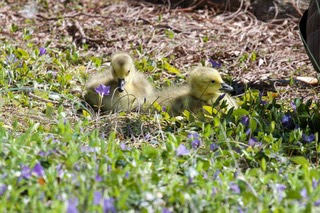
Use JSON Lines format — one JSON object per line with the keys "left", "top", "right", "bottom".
{"left": 153, "top": 66, "right": 237, "bottom": 115}
{"left": 85, "top": 52, "right": 154, "bottom": 112}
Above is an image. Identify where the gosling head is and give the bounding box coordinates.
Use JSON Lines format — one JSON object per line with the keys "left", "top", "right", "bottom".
{"left": 111, "top": 52, "right": 136, "bottom": 92}
{"left": 188, "top": 67, "right": 233, "bottom": 101}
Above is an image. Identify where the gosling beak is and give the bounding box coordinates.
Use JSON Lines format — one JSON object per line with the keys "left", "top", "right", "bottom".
{"left": 220, "top": 82, "right": 234, "bottom": 93}
{"left": 117, "top": 79, "right": 125, "bottom": 92}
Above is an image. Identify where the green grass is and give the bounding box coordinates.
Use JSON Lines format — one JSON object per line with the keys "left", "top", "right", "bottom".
{"left": 1, "top": 42, "right": 320, "bottom": 213}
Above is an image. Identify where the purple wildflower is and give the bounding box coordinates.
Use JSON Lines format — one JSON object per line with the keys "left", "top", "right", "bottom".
{"left": 188, "top": 133, "right": 200, "bottom": 149}
{"left": 229, "top": 182, "right": 240, "bottom": 194}
{"left": 81, "top": 145, "right": 96, "bottom": 153}
{"left": 39, "top": 47, "right": 46, "bottom": 56}
{"left": 188, "top": 177, "right": 193, "bottom": 185}
{"left": 234, "top": 170, "right": 239, "bottom": 179}
{"left": 300, "top": 188, "right": 308, "bottom": 199}
{"left": 315, "top": 200, "right": 320, "bottom": 206}
{"left": 210, "top": 143, "right": 218, "bottom": 151}
{"left": 248, "top": 137, "right": 261, "bottom": 147}
{"left": 216, "top": 93, "right": 226, "bottom": 103}
{"left": 212, "top": 187, "right": 217, "bottom": 196}
{"left": 95, "top": 84, "right": 110, "bottom": 96}
{"left": 162, "top": 208, "right": 171, "bottom": 213}
{"left": 238, "top": 206, "right": 245, "bottom": 213}
{"left": 245, "top": 128, "right": 251, "bottom": 136}
{"left": 312, "top": 179, "right": 319, "bottom": 190}
{"left": 209, "top": 59, "right": 222, "bottom": 68}
{"left": 124, "top": 171, "right": 130, "bottom": 178}
{"left": 120, "top": 143, "right": 131, "bottom": 151}
{"left": 176, "top": 144, "right": 190, "bottom": 156}
{"left": 95, "top": 174, "right": 102, "bottom": 182}
{"left": 213, "top": 170, "right": 220, "bottom": 179}
{"left": 93, "top": 191, "right": 102, "bottom": 205}
{"left": 56, "top": 164, "right": 64, "bottom": 177}
{"left": 259, "top": 92, "right": 267, "bottom": 105}
{"left": 0, "top": 184, "right": 7, "bottom": 196}
{"left": 103, "top": 198, "right": 116, "bottom": 213}
{"left": 281, "top": 114, "right": 294, "bottom": 129}
{"left": 32, "top": 163, "right": 44, "bottom": 177}
{"left": 162, "top": 106, "right": 166, "bottom": 112}
{"left": 48, "top": 70, "right": 57, "bottom": 77}
{"left": 6, "top": 53, "right": 18, "bottom": 64}
{"left": 21, "top": 166, "right": 32, "bottom": 179}
{"left": 291, "top": 102, "right": 297, "bottom": 111}
{"left": 38, "top": 150, "right": 47, "bottom": 157}
{"left": 67, "top": 197, "right": 79, "bottom": 213}
{"left": 275, "top": 184, "right": 286, "bottom": 202}
{"left": 302, "top": 134, "right": 315, "bottom": 143}
{"left": 203, "top": 172, "right": 208, "bottom": 179}
{"left": 240, "top": 116, "right": 249, "bottom": 127}
{"left": 145, "top": 133, "right": 151, "bottom": 139}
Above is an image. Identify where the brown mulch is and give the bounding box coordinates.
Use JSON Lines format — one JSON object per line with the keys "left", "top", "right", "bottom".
{"left": 0, "top": 0, "right": 319, "bottom": 102}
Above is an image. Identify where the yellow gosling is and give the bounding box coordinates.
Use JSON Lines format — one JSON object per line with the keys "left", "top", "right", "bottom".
{"left": 85, "top": 52, "right": 154, "bottom": 112}
{"left": 153, "top": 66, "right": 237, "bottom": 115}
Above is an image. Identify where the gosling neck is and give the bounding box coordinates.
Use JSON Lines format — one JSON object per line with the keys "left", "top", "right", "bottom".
{"left": 190, "top": 87, "right": 221, "bottom": 103}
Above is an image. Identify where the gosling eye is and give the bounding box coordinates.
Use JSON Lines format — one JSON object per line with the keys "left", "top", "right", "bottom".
{"left": 128, "top": 70, "right": 131, "bottom": 74}
{"left": 211, "top": 80, "right": 215, "bottom": 83}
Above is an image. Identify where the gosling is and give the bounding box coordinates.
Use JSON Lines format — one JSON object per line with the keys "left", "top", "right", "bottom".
{"left": 153, "top": 66, "right": 237, "bottom": 115}
{"left": 84, "top": 52, "right": 154, "bottom": 112}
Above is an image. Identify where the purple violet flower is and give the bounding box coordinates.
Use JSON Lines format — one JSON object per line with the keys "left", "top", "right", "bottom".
{"left": 120, "top": 143, "right": 131, "bottom": 151}
{"left": 209, "top": 59, "right": 222, "bottom": 68}
{"left": 32, "top": 163, "right": 44, "bottom": 177}
{"left": 162, "top": 208, "right": 171, "bottom": 213}
{"left": 0, "top": 184, "right": 7, "bottom": 196}
{"left": 67, "top": 197, "right": 79, "bottom": 213}
{"left": 38, "top": 150, "right": 46, "bottom": 157}
{"left": 291, "top": 102, "right": 297, "bottom": 111}
{"left": 213, "top": 170, "right": 220, "bottom": 180}
{"left": 176, "top": 144, "right": 190, "bottom": 156}
{"left": 21, "top": 166, "right": 32, "bottom": 179}
{"left": 216, "top": 93, "right": 226, "bottom": 103}
{"left": 275, "top": 184, "right": 286, "bottom": 202}
{"left": 188, "top": 133, "right": 200, "bottom": 149}
{"left": 56, "top": 164, "right": 64, "bottom": 177}
{"left": 95, "top": 84, "right": 110, "bottom": 97}
{"left": 240, "top": 116, "right": 249, "bottom": 127}
{"left": 245, "top": 128, "right": 251, "bottom": 136}
{"left": 162, "top": 106, "right": 166, "bottom": 112}
{"left": 315, "top": 200, "right": 320, "bottom": 206}
{"left": 238, "top": 206, "right": 245, "bottom": 213}
{"left": 302, "top": 134, "right": 315, "bottom": 143}
{"left": 248, "top": 137, "right": 262, "bottom": 147}
{"left": 210, "top": 143, "right": 218, "bottom": 151}
{"left": 81, "top": 145, "right": 96, "bottom": 153}
{"left": 300, "top": 188, "right": 308, "bottom": 199}
{"left": 125, "top": 171, "right": 130, "bottom": 178}
{"left": 39, "top": 47, "right": 46, "bottom": 56}
{"left": 229, "top": 182, "right": 240, "bottom": 194}
{"left": 259, "top": 92, "right": 267, "bottom": 105}
{"left": 93, "top": 191, "right": 102, "bottom": 205}
{"left": 312, "top": 178, "right": 319, "bottom": 190}
{"left": 281, "top": 114, "right": 294, "bottom": 129}
{"left": 103, "top": 198, "right": 116, "bottom": 213}
{"left": 95, "top": 174, "right": 102, "bottom": 182}
{"left": 212, "top": 187, "right": 217, "bottom": 196}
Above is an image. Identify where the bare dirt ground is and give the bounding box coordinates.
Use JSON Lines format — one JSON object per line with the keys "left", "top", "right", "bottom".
{"left": 1, "top": 0, "right": 319, "bottom": 102}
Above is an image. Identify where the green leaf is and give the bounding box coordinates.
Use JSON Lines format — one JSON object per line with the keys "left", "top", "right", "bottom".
{"left": 233, "top": 108, "right": 249, "bottom": 116}
{"left": 163, "top": 61, "right": 181, "bottom": 74}
{"left": 249, "top": 117, "right": 257, "bottom": 133}
{"left": 261, "top": 158, "right": 266, "bottom": 171}
{"left": 290, "top": 156, "right": 309, "bottom": 167}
